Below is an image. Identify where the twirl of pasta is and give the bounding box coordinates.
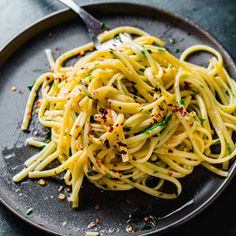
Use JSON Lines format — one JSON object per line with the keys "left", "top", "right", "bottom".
{"left": 13, "top": 26, "right": 236, "bottom": 208}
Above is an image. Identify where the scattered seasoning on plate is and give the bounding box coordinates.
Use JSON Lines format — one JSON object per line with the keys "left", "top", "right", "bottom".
{"left": 26, "top": 208, "right": 33, "bottom": 216}
{"left": 19, "top": 89, "right": 24, "bottom": 95}
{"left": 107, "top": 209, "right": 112, "bottom": 214}
{"left": 58, "top": 193, "right": 66, "bottom": 200}
{"left": 11, "top": 86, "right": 17, "bottom": 92}
{"left": 175, "top": 48, "right": 180, "bottom": 53}
{"left": 38, "top": 179, "right": 46, "bottom": 186}
{"left": 95, "top": 218, "right": 102, "bottom": 224}
{"left": 88, "top": 222, "right": 97, "bottom": 229}
{"left": 95, "top": 204, "right": 100, "bottom": 210}
{"left": 100, "top": 22, "right": 106, "bottom": 30}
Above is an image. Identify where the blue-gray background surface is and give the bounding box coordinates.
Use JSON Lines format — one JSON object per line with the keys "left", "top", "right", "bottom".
{"left": 0, "top": 0, "right": 235, "bottom": 235}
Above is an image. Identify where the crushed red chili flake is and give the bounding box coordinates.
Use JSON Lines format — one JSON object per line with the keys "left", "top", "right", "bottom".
{"left": 168, "top": 171, "right": 173, "bottom": 176}
{"left": 104, "top": 139, "right": 110, "bottom": 149}
{"left": 120, "top": 150, "right": 127, "bottom": 155}
{"left": 95, "top": 204, "right": 100, "bottom": 210}
{"left": 168, "top": 149, "right": 173, "bottom": 153}
{"left": 107, "top": 209, "right": 112, "bottom": 214}
{"left": 184, "top": 81, "right": 191, "bottom": 90}
{"left": 19, "top": 90, "right": 24, "bottom": 95}
{"left": 48, "top": 32, "right": 53, "bottom": 37}
{"left": 108, "top": 126, "right": 114, "bottom": 132}
{"left": 172, "top": 107, "right": 187, "bottom": 116}
{"left": 88, "top": 222, "right": 97, "bottom": 228}
{"left": 95, "top": 218, "right": 102, "bottom": 224}
{"left": 117, "top": 141, "right": 127, "bottom": 147}
{"left": 144, "top": 216, "right": 150, "bottom": 222}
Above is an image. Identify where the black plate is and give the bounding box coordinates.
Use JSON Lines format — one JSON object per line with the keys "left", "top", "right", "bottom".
{"left": 0, "top": 2, "right": 236, "bottom": 236}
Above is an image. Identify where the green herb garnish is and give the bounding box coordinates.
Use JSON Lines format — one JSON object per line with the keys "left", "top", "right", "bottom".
{"left": 26, "top": 208, "right": 33, "bottom": 216}
{"left": 115, "top": 35, "right": 123, "bottom": 43}
{"left": 144, "top": 109, "right": 153, "bottom": 115}
{"left": 39, "top": 145, "right": 46, "bottom": 150}
{"left": 144, "top": 114, "right": 172, "bottom": 134}
{"left": 227, "top": 144, "right": 232, "bottom": 152}
{"left": 180, "top": 98, "right": 185, "bottom": 105}
{"left": 45, "top": 129, "right": 51, "bottom": 141}
{"left": 69, "top": 148, "right": 72, "bottom": 157}
{"left": 175, "top": 48, "right": 180, "bottom": 53}
{"left": 141, "top": 50, "right": 146, "bottom": 57}
{"left": 212, "top": 139, "right": 220, "bottom": 145}
{"left": 100, "top": 22, "right": 106, "bottom": 30}
{"left": 150, "top": 215, "right": 158, "bottom": 226}
{"left": 105, "top": 173, "right": 112, "bottom": 179}
{"left": 28, "top": 81, "right": 36, "bottom": 91}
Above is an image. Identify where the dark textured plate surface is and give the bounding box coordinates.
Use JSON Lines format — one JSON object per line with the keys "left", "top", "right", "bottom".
{"left": 0, "top": 2, "right": 236, "bottom": 236}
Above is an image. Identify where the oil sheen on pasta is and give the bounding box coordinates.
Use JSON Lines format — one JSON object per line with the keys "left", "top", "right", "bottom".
{"left": 13, "top": 26, "right": 236, "bottom": 208}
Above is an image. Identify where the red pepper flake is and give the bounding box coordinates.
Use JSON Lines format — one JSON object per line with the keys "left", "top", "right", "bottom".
{"left": 168, "top": 149, "right": 173, "bottom": 153}
{"left": 88, "top": 222, "right": 97, "bottom": 228}
{"left": 27, "top": 112, "right": 31, "bottom": 117}
{"left": 104, "top": 139, "right": 110, "bottom": 149}
{"left": 184, "top": 81, "right": 191, "bottom": 90}
{"left": 108, "top": 126, "right": 114, "bottom": 132}
{"left": 168, "top": 171, "right": 173, "bottom": 176}
{"left": 117, "top": 141, "right": 127, "bottom": 147}
{"left": 35, "top": 100, "right": 42, "bottom": 107}
{"left": 95, "top": 218, "right": 102, "bottom": 224}
{"left": 144, "top": 216, "right": 150, "bottom": 222}
{"left": 107, "top": 209, "right": 112, "bottom": 214}
{"left": 48, "top": 32, "right": 53, "bottom": 37}
{"left": 172, "top": 107, "right": 187, "bottom": 116}
{"left": 80, "top": 144, "right": 84, "bottom": 150}
{"left": 19, "top": 90, "right": 24, "bottom": 95}
{"left": 95, "top": 204, "right": 100, "bottom": 210}
{"left": 120, "top": 150, "right": 127, "bottom": 155}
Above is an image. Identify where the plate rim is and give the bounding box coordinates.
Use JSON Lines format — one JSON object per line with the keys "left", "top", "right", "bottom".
{"left": 0, "top": 1, "right": 236, "bottom": 236}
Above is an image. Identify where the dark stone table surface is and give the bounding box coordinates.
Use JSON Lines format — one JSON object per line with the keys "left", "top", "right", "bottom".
{"left": 0, "top": 0, "right": 235, "bottom": 235}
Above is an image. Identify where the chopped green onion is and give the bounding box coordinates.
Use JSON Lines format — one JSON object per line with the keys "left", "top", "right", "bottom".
{"left": 28, "top": 81, "right": 36, "bottom": 91}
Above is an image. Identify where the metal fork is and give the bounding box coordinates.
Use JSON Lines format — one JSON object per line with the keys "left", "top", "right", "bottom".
{"left": 57, "top": 0, "right": 131, "bottom": 50}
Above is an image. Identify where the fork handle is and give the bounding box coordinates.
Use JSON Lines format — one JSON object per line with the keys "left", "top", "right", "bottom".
{"left": 58, "top": 0, "right": 109, "bottom": 45}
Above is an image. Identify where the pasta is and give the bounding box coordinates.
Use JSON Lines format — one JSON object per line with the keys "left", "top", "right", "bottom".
{"left": 13, "top": 26, "right": 236, "bottom": 208}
